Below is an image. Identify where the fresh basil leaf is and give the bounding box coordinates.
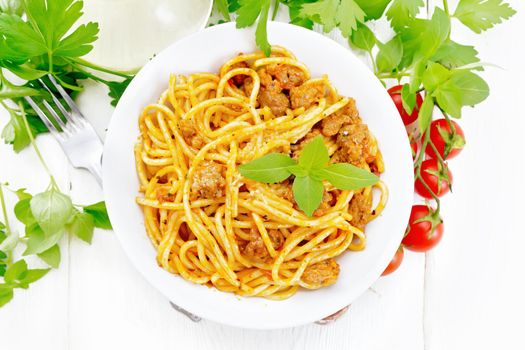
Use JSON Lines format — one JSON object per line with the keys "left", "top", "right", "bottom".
{"left": 30, "top": 189, "right": 73, "bottom": 235}
{"left": 69, "top": 212, "right": 94, "bottom": 244}
{"left": 422, "top": 62, "right": 451, "bottom": 92}
{"left": 376, "top": 35, "right": 403, "bottom": 73}
{"left": 314, "top": 163, "right": 379, "bottom": 190}
{"left": 292, "top": 175, "right": 324, "bottom": 217}
{"left": 0, "top": 263, "right": 6, "bottom": 277}
{"left": 418, "top": 95, "right": 434, "bottom": 132}
{"left": 23, "top": 223, "right": 64, "bottom": 255}
{"left": 239, "top": 153, "right": 296, "bottom": 183}
{"left": 37, "top": 244, "right": 61, "bottom": 268}
{"left": 449, "top": 70, "right": 489, "bottom": 106}
{"left": 298, "top": 135, "right": 329, "bottom": 170}
{"left": 0, "top": 284, "right": 13, "bottom": 307}
{"left": 287, "top": 165, "right": 309, "bottom": 178}
{"left": 454, "top": 0, "right": 516, "bottom": 34}
{"left": 14, "top": 198, "right": 36, "bottom": 226}
{"left": 4, "top": 259, "right": 27, "bottom": 284}
{"left": 349, "top": 22, "right": 376, "bottom": 52}
{"left": 83, "top": 201, "right": 112, "bottom": 229}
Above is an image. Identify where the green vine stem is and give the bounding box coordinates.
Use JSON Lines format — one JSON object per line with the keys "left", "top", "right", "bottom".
{"left": 19, "top": 103, "right": 59, "bottom": 190}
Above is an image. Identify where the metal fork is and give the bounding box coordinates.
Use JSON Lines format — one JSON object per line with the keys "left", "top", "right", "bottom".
{"left": 25, "top": 75, "right": 103, "bottom": 185}
{"left": 26, "top": 75, "right": 202, "bottom": 322}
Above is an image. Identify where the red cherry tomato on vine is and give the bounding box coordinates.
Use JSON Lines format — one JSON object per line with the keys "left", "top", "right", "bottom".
{"left": 387, "top": 85, "right": 424, "bottom": 126}
{"left": 382, "top": 247, "right": 404, "bottom": 276}
{"left": 425, "top": 119, "right": 465, "bottom": 160}
{"left": 415, "top": 159, "right": 453, "bottom": 199}
{"left": 402, "top": 205, "right": 444, "bottom": 252}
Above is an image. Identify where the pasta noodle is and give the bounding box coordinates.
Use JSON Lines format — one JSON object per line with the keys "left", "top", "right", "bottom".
{"left": 135, "top": 47, "right": 388, "bottom": 299}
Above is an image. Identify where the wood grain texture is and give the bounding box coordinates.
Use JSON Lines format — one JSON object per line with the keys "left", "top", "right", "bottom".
{"left": 1, "top": 1, "right": 524, "bottom": 349}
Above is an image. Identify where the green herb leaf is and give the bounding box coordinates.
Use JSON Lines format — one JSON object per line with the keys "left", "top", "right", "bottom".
{"left": 349, "top": 22, "right": 376, "bottom": 52}
{"left": 30, "top": 189, "right": 73, "bottom": 235}
{"left": 23, "top": 223, "right": 64, "bottom": 255}
{"left": 422, "top": 62, "right": 452, "bottom": 92}
{"left": 433, "top": 81, "right": 462, "bottom": 117}
{"left": 239, "top": 153, "right": 296, "bottom": 183}
{"left": 418, "top": 95, "right": 434, "bottom": 132}
{"left": 300, "top": 0, "right": 366, "bottom": 37}
{"left": 454, "top": 0, "right": 516, "bottom": 34}
{"left": 432, "top": 40, "right": 480, "bottom": 69}
{"left": 106, "top": 77, "right": 133, "bottom": 107}
{"left": 401, "top": 83, "right": 416, "bottom": 115}
{"left": 298, "top": 135, "right": 329, "bottom": 170}
{"left": 0, "top": 13, "right": 47, "bottom": 60}
{"left": 255, "top": 0, "right": 271, "bottom": 56}
{"left": 14, "top": 198, "right": 36, "bottom": 226}
{"left": 83, "top": 201, "right": 112, "bottom": 230}
{"left": 37, "top": 244, "right": 61, "bottom": 268}
{"left": 215, "top": 0, "right": 231, "bottom": 20}
{"left": 376, "top": 35, "right": 403, "bottom": 73}
{"left": 0, "top": 284, "right": 13, "bottom": 307}
{"left": 355, "top": 0, "right": 391, "bottom": 20}
{"left": 386, "top": 0, "right": 424, "bottom": 30}
{"left": 449, "top": 70, "right": 489, "bottom": 106}
{"left": 292, "top": 175, "right": 324, "bottom": 217}
{"left": 236, "top": 0, "right": 265, "bottom": 27}
{"left": 14, "top": 188, "right": 31, "bottom": 201}
{"left": 24, "top": 0, "right": 99, "bottom": 58}
{"left": 69, "top": 211, "right": 94, "bottom": 244}
{"left": 287, "top": 0, "right": 315, "bottom": 29}
{"left": 398, "top": 8, "right": 450, "bottom": 69}
{"left": 314, "top": 163, "right": 379, "bottom": 190}
{"left": 4, "top": 259, "right": 27, "bottom": 284}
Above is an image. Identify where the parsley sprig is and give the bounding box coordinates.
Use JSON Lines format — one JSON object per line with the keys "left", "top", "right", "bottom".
{"left": 239, "top": 135, "right": 379, "bottom": 216}
{"left": 0, "top": 0, "right": 136, "bottom": 152}
{"left": 0, "top": 103, "right": 112, "bottom": 308}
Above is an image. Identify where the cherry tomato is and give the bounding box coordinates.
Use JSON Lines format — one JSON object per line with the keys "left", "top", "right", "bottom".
{"left": 387, "top": 85, "right": 424, "bottom": 126}
{"left": 402, "top": 205, "right": 444, "bottom": 252}
{"left": 382, "top": 247, "right": 404, "bottom": 276}
{"left": 415, "top": 159, "right": 453, "bottom": 199}
{"left": 425, "top": 119, "right": 465, "bottom": 160}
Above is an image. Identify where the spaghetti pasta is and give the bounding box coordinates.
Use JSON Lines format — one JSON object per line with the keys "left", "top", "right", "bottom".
{"left": 135, "top": 47, "right": 388, "bottom": 299}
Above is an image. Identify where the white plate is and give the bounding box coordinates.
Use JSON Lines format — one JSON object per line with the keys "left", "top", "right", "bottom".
{"left": 103, "top": 22, "right": 414, "bottom": 329}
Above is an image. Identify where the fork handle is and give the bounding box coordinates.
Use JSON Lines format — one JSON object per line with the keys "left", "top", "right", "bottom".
{"left": 86, "top": 160, "right": 103, "bottom": 187}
